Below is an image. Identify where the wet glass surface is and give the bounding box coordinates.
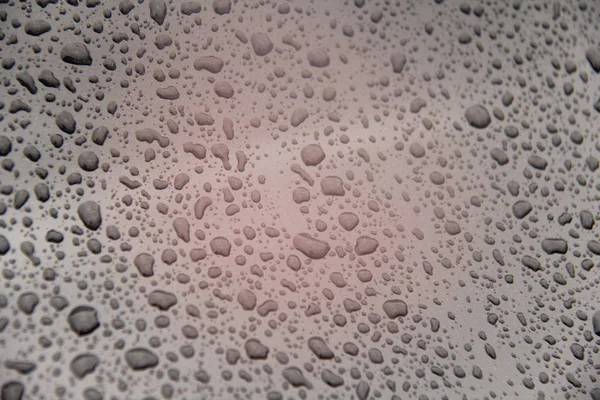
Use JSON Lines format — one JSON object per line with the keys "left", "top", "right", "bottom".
{"left": 1, "top": 0, "right": 600, "bottom": 399}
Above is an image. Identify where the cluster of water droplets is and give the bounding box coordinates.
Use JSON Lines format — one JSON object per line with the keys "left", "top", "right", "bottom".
{"left": 1, "top": 0, "right": 600, "bottom": 399}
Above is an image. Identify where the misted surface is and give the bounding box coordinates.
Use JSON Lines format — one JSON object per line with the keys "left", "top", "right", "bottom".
{"left": 1, "top": 0, "right": 600, "bottom": 399}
